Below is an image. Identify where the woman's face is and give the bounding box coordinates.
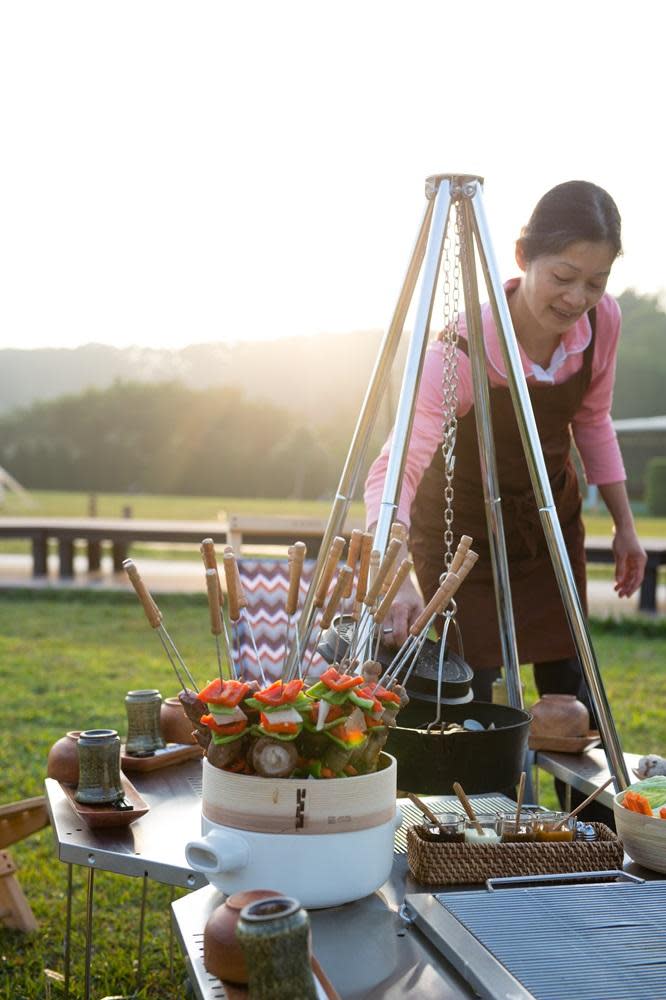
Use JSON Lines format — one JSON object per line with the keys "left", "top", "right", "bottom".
{"left": 515, "top": 240, "right": 616, "bottom": 335}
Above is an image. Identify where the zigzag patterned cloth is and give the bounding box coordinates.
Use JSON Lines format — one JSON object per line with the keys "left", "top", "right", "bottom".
{"left": 233, "top": 558, "right": 330, "bottom": 682}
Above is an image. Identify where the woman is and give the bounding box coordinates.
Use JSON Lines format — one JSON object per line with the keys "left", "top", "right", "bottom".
{"left": 364, "top": 180, "right": 647, "bottom": 706}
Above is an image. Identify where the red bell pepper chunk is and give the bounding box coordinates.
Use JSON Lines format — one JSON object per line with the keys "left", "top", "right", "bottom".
{"left": 200, "top": 715, "right": 248, "bottom": 737}
{"left": 373, "top": 684, "right": 401, "bottom": 706}
{"left": 199, "top": 678, "right": 250, "bottom": 707}
{"left": 308, "top": 702, "right": 347, "bottom": 725}
{"left": 254, "top": 679, "right": 305, "bottom": 707}
{"left": 320, "top": 667, "right": 365, "bottom": 692}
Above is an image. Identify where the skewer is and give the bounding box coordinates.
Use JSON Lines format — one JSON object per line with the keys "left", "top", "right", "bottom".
{"left": 123, "top": 559, "right": 199, "bottom": 693}
{"left": 452, "top": 781, "right": 485, "bottom": 837}
{"left": 334, "top": 529, "right": 363, "bottom": 663}
{"left": 223, "top": 547, "right": 267, "bottom": 685}
{"left": 349, "top": 539, "right": 402, "bottom": 662}
{"left": 282, "top": 541, "right": 307, "bottom": 676}
{"left": 205, "top": 568, "right": 226, "bottom": 682}
{"left": 303, "top": 565, "right": 353, "bottom": 678}
{"left": 379, "top": 549, "right": 479, "bottom": 689}
{"left": 291, "top": 536, "right": 346, "bottom": 678}
{"left": 200, "top": 538, "right": 235, "bottom": 677}
{"left": 372, "top": 557, "right": 414, "bottom": 660}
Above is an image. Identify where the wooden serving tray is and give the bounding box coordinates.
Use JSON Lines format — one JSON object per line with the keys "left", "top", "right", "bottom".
{"left": 59, "top": 773, "right": 149, "bottom": 828}
{"left": 120, "top": 742, "right": 203, "bottom": 772}
{"left": 528, "top": 730, "right": 601, "bottom": 754}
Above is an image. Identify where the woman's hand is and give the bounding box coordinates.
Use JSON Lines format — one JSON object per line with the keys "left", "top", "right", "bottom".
{"left": 612, "top": 526, "right": 647, "bottom": 598}
{"left": 597, "top": 482, "right": 647, "bottom": 599}
{"left": 378, "top": 575, "right": 424, "bottom": 647}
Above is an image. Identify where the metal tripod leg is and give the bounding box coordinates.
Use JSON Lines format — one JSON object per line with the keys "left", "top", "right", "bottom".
{"left": 284, "top": 195, "right": 436, "bottom": 678}
{"left": 467, "top": 182, "right": 630, "bottom": 791}
{"left": 458, "top": 192, "right": 523, "bottom": 709}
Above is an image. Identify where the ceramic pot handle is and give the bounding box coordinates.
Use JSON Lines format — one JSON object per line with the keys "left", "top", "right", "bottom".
{"left": 185, "top": 830, "right": 249, "bottom": 875}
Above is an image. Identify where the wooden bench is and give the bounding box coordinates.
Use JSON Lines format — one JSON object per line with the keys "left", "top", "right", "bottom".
{"left": 0, "top": 517, "right": 664, "bottom": 612}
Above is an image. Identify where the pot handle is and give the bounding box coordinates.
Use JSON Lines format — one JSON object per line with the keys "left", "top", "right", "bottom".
{"left": 185, "top": 829, "right": 250, "bottom": 876}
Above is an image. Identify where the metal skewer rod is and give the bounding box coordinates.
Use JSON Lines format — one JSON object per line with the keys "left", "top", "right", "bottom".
{"left": 223, "top": 548, "right": 267, "bottom": 685}
{"left": 286, "top": 536, "right": 346, "bottom": 681}
{"left": 303, "top": 566, "right": 354, "bottom": 680}
{"left": 200, "top": 538, "right": 236, "bottom": 678}
{"left": 123, "top": 559, "right": 199, "bottom": 692}
{"left": 349, "top": 539, "right": 405, "bottom": 663}
{"left": 372, "top": 557, "right": 414, "bottom": 659}
{"left": 332, "top": 528, "right": 364, "bottom": 664}
{"left": 205, "top": 568, "right": 226, "bottom": 683}
{"left": 379, "top": 551, "right": 478, "bottom": 689}
{"left": 282, "top": 541, "right": 307, "bottom": 677}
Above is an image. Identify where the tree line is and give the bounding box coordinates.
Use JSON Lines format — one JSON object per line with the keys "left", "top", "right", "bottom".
{"left": 0, "top": 290, "right": 664, "bottom": 500}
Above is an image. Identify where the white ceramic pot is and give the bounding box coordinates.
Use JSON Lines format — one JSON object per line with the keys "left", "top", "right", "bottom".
{"left": 613, "top": 790, "right": 666, "bottom": 874}
{"left": 186, "top": 754, "right": 400, "bottom": 908}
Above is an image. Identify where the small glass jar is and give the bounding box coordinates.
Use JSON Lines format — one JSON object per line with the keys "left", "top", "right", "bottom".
{"left": 464, "top": 813, "right": 500, "bottom": 844}
{"left": 498, "top": 812, "right": 537, "bottom": 843}
{"left": 535, "top": 811, "right": 576, "bottom": 842}
{"left": 125, "top": 688, "right": 166, "bottom": 757}
{"left": 75, "top": 729, "right": 124, "bottom": 804}
{"left": 420, "top": 813, "right": 465, "bottom": 843}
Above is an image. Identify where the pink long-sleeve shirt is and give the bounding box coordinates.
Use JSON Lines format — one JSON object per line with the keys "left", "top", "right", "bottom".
{"left": 364, "top": 280, "right": 626, "bottom": 529}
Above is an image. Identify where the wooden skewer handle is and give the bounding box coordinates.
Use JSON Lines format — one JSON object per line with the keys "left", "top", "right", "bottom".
{"left": 314, "top": 536, "right": 346, "bottom": 608}
{"left": 222, "top": 552, "right": 241, "bottom": 622}
{"left": 390, "top": 521, "right": 408, "bottom": 546}
{"left": 320, "top": 566, "right": 354, "bottom": 629}
{"left": 355, "top": 532, "right": 374, "bottom": 604}
{"left": 374, "top": 559, "right": 414, "bottom": 624}
{"left": 286, "top": 541, "right": 307, "bottom": 615}
{"left": 123, "top": 559, "right": 162, "bottom": 629}
{"left": 343, "top": 529, "right": 363, "bottom": 598}
{"left": 452, "top": 781, "right": 483, "bottom": 835}
{"left": 410, "top": 572, "right": 460, "bottom": 635}
{"left": 205, "top": 569, "right": 223, "bottom": 636}
{"left": 449, "top": 534, "right": 473, "bottom": 575}
{"left": 201, "top": 538, "right": 224, "bottom": 607}
{"left": 224, "top": 546, "right": 248, "bottom": 610}
{"left": 364, "top": 538, "right": 402, "bottom": 606}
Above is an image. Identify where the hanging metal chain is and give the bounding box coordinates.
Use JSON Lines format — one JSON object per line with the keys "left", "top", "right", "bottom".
{"left": 440, "top": 198, "right": 463, "bottom": 573}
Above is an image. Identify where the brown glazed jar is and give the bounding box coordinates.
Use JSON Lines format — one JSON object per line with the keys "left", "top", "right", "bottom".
{"left": 160, "top": 696, "right": 197, "bottom": 745}
{"left": 47, "top": 731, "right": 83, "bottom": 785}
{"left": 203, "top": 890, "right": 283, "bottom": 984}
{"left": 529, "top": 693, "right": 589, "bottom": 738}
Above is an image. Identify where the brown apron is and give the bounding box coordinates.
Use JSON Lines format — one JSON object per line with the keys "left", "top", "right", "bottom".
{"left": 409, "top": 315, "right": 596, "bottom": 670}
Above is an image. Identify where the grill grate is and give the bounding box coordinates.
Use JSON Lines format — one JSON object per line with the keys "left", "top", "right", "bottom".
{"left": 433, "top": 881, "right": 666, "bottom": 999}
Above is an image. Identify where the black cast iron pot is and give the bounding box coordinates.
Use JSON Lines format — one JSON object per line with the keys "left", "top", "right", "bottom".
{"left": 386, "top": 700, "right": 532, "bottom": 796}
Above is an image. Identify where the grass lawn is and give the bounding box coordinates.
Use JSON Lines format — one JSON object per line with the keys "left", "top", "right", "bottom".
{"left": 1, "top": 591, "right": 665, "bottom": 998}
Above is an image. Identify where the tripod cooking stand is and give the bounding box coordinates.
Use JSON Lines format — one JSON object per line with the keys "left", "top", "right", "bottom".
{"left": 288, "top": 173, "right": 629, "bottom": 792}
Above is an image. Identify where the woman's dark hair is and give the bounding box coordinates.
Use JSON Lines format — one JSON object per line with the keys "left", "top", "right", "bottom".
{"left": 517, "top": 180, "right": 622, "bottom": 262}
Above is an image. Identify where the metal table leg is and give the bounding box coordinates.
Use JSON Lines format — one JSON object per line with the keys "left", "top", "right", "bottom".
{"left": 64, "top": 863, "right": 73, "bottom": 998}
{"left": 84, "top": 867, "right": 95, "bottom": 1000}
{"left": 136, "top": 874, "right": 148, "bottom": 992}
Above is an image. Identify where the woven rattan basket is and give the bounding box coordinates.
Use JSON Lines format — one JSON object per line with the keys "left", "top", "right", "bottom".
{"left": 407, "top": 823, "right": 624, "bottom": 885}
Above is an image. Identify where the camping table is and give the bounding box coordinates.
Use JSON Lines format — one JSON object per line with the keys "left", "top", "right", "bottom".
{"left": 170, "top": 792, "right": 519, "bottom": 1000}
{"left": 44, "top": 757, "right": 208, "bottom": 999}
{"left": 534, "top": 748, "right": 643, "bottom": 810}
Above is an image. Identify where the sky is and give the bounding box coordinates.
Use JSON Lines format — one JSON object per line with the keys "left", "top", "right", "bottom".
{"left": 0, "top": 0, "right": 664, "bottom": 351}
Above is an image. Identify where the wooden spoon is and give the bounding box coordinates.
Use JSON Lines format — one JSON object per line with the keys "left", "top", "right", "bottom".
{"left": 453, "top": 781, "right": 484, "bottom": 836}
{"left": 553, "top": 776, "right": 615, "bottom": 830}
{"left": 406, "top": 792, "right": 440, "bottom": 825}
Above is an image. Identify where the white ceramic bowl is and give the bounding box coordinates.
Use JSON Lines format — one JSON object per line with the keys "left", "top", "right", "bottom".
{"left": 613, "top": 790, "right": 666, "bottom": 873}
{"left": 185, "top": 754, "right": 400, "bottom": 908}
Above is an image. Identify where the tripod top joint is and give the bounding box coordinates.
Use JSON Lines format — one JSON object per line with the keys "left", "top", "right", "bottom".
{"left": 425, "top": 173, "right": 484, "bottom": 201}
